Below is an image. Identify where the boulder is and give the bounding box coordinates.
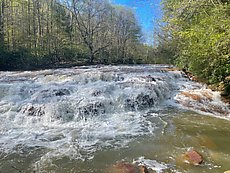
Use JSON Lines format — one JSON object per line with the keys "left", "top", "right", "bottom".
{"left": 78, "top": 102, "right": 105, "bottom": 118}
{"left": 21, "top": 104, "right": 45, "bottom": 117}
{"left": 184, "top": 150, "right": 203, "bottom": 165}
{"left": 138, "top": 165, "right": 149, "bottom": 173}
{"left": 125, "top": 93, "right": 154, "bottom": 111}
{"left": 224, "top": 171, "right": 230, "bottom": 173}
{"left": 140, "top": 75, "right": 156, "bottom": 82}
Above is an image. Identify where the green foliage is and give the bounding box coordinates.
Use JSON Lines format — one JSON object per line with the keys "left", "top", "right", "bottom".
{"left": 0, "top": 0, "right": 149, "bottom": 70}
{"left": 0, "top": 46, "right": 34, "bottom": 70}
{"left": 161, "top": 0, "right": 230, "bottom": 95}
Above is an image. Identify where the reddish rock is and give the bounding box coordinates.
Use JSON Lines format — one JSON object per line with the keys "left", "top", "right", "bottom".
{"left": 191, "top": 76, "right": 198, "bottom": 82}
{"left": 184, "top": 150, "right": 203, "bottom": 165}
{"left": 201, "top": 90, "right": 213, "bottom": 101}
{"left": 139, "top": 165, "right": 149, "bottom": 173}
{"left": 181, "top": 92, "right": 202, "bottom": 102}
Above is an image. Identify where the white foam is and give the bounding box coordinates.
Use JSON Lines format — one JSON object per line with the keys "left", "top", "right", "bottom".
{"left": 0, "top": 65, "right": 229, "bottom": 161}
{"left": 133, "top": 157, "right": 169, "bottom": 173}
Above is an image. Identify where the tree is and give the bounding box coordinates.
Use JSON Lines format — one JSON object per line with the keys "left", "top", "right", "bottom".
{"left": 70, "top": 0, "right": 111, "bottom": 64}
{"left": 0, "top": 0, "right": 147, "bottom": 70}
{"left": 161, "top": 0, "right": 230, "bottom": 95}
{"left": 109, "top": 6, "right": 141, "bottom": 63}
{"left": 0, "top": 0, "right": 5, "bottom": 47}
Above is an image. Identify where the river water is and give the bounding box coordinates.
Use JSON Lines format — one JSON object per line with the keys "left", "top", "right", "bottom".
{"left": 0, "top": 65, "right": 229, "bottom": 173}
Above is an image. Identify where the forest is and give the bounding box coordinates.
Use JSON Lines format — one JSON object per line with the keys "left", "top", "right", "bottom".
{"left": 0, "top": 0, "right": 229, "bottom": 96}
{"left": 0, "top": 0, "right": 157, "bottom": 70}
{"left": 159, "top": 0, "right": 230, "bottom": 97}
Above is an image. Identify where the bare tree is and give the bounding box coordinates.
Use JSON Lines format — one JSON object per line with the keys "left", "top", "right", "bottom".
{"left": 111, "top": 6, "right": 141, "bottom": 61}
{"left": 71, "top": 0, "right": 111, "bottom": 64}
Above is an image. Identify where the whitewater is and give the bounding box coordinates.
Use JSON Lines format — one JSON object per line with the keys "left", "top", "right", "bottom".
{"left": 0, "top": 65, "right": 229, "bottom": 172}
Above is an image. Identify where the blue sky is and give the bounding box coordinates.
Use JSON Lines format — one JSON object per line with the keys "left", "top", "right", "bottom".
{"left": 112, "top": 0, "right": 163, "bottom": 44}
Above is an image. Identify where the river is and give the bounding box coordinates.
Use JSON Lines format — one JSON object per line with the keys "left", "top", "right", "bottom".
{"left": 0, "top": 65, "right": 229, "bottom": 173}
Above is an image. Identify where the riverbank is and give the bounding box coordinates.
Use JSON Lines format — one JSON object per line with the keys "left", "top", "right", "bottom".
{"left": 164, "top": 67, "right": 230, "bottom": 104}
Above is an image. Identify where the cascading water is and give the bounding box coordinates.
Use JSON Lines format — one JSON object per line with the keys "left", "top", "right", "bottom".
{"left": 0, "top": 65, "right": 229, "bottom": 173}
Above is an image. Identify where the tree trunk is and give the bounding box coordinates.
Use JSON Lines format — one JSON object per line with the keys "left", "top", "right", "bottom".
{"left": 89, "top": 48, "right": 94, "bottom": 64}
{"left": 0, "top": 0, "right": 5, "bottom": 47}
{"left": 32, "top": 0, "right": 37, "bottom": 50}
{"left": 10, "top": 0, "right": 15, "bottom": 50}
{"left": 27, "top": 0, "right": 31, "bottom": 49}
{"left": 36, "top": 1, "right": 41, "bottom": 38}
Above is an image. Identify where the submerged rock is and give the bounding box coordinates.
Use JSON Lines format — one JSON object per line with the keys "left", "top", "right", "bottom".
{"left": 34, "top": 88, "right": 71, "bottom": 101}
{"left": 184, "top": 149, "right": 203, "bottom": 165}
{"left": 78, "top": 102, "right": 106, "bottom": 118}
{"left": 92, "top": 89, "right": 102, "bottom": 96}
{"left": 108, "top": 162, "right": 148, "bottom": 173}
{"left": 21, "top": 104, "right": 45, "bottom": 116}
{"left": 125, "top": 93, "right": 155, "bottom": 111}
{"left": 108, "top": 163, "right": 138, "bottom": 173}
{"left": 197, "top": 135, "right": 217, "bottom": 149}
{"left": 181, "top": 92, "right": 202, "bottom": 102}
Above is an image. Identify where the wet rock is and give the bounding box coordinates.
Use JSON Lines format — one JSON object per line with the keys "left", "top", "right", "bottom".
{"left": 92, "top": 90, "right": 102, "bottom": 97}
{"left": 21, "top": 104, "right": 45, "bottom": 116}
{"left": 138, "top": 165, "right": 149, "bottom": 173}
{"left": 108, "top": 162, "right": 148, "bottom": 173}
{"left": 184, "top": 73, "right": 198, "bottom": 82}
{"left": 125, "top": 93, "right": 154, "bottom": 111}
{"left": 184, "top": 150, "right": 203, "bottom": 165}
{"left": 141, "top": 75, "right": 156, "bottom": 82}
{"left": 114, "top": 75, "right": 124, "bottom": 82}
{"left": 53, "top": 88, "right": 70, "bottom": 96}
{"left": 181, "top": 69, "right": 193, "bottom": 80}
{"left": 40, "top": 133, "right": 65, "bottom": 142}
{"left": 201, "top": 90, "right": 213, "bottom": 101}
{"left": 207, "top": 104, "right": 228, "bottom": 114}
{"left": 100, "top": 73, "right": 124, "bottom": 82}
{"left": 125, "top": 99, "right": 136, "bottom": 110}
{"left": 176, "top": 89, "right": 230, "bottom": 116}
{"left": 181, "top": 92, "right": 203, "bottom": 102}
{"left": 136, "top": 94, "right": 154, "bottom": 110}
{"left": 78, "top": 102, "right": 105, "bottom": 118}
{"left": 191, "top": 76, "right": 198, "bottom": 82}
{"left": 51, "top": 111, "right": 74, "bottom": 122}
{"left": 38, "top": 88, "right": 70, "bottom": 99}
{"left": 197, "top": 135, "right": 217, "bottom": 149}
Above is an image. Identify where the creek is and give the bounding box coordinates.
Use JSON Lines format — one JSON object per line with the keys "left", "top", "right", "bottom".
{"left": 0, "top": 65, "right": 229, "bottom": 173}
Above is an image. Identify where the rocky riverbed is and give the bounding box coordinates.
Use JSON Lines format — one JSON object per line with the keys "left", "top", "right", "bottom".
{"left": 0, "top": 65, "right": 229, "bottom": 173}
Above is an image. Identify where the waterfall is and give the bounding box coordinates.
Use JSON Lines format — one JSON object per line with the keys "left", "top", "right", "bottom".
{"left": 0, "top": 65, "right": 229, "bottom": 160}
